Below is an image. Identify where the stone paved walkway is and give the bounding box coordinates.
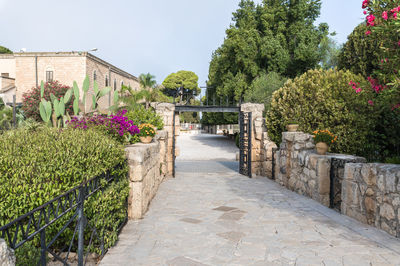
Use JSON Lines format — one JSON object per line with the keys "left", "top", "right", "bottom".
{"left": 101, "top": 135, "right": 400, "bottom": 266}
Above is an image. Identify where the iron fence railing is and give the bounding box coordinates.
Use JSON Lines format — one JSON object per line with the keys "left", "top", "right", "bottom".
{"left": 0, "top": 169, "right": 125, "bottom": 266}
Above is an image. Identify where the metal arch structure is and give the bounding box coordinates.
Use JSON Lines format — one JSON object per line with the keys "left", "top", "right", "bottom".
{"left": 172, "top": 105, "right": 252, "bottom": 178}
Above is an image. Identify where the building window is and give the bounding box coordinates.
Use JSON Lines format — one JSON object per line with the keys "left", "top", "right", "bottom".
{"left": 46, "top": 71, "right": 53, "bottom": 82}
{"left": 93, "top": 70, "right": 97, "bottom": 81}
{"left": 105, "top": 75, "right": 109, "bottom": 86}
{"left": 114, "top": 79, "right": 117, "bottom": 90}
{"left": 121, "top": 81, "right": 124, "bottom": 87}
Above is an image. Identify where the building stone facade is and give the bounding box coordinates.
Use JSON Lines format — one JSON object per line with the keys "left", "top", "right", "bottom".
{"left": 0, "top": 52, "right": 140, "bottom": 110}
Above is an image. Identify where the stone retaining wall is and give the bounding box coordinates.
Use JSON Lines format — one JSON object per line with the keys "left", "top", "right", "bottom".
{"left": 342, "top": 163, "right": 400, "bottom": 237}
{"left": 0, "top": 239, "right": 15, "bottom": 266}
{"left": 274, "top": 131, "right": 365, "bottom": 207}
{"left": 125, "top": 130, "right": 168, "bottom": 219}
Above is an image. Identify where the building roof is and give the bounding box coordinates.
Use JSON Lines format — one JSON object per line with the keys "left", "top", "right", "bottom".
{"left": 3, "top": 51, "right": 138, "bottom": 82}
{"left": 0, "top": 85, "right": 15, "bottom": 93}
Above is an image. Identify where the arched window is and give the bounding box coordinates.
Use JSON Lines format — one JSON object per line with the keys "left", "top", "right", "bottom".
{"left": 93, "top": 70, "right": 97, "bottom": 81}
{"left": 114, "top": 79, "right": 117, "bottom": 90}
{"left": 105, "top": 75, "right": 109, "bottom": 86}
{"left": 121, "top": 81, "right": 124, "bottom": 87}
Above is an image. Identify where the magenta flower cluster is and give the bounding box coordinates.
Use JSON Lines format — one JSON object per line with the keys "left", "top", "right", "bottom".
{"left": 67, "top": 110, "right": 140, "bottom": 138}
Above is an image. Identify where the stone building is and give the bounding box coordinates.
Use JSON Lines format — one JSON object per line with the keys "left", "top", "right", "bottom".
{"left": 0, "top": 52, "right": 140, "bottom": 110}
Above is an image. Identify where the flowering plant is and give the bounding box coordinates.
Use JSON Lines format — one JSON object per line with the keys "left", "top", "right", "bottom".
{"left": 67, "top": 110, "right": 140, "bottom": 143}
{"left": 313, "top": 130, "right": 337, "bottom": 145}
{"left": 361, "top": 0, "right": 400, "bottom": 107}
{"left": 138, "top": 124, "right": 156, "bottom": 137}
{"left": 22, "top": 81, "right": 74, "bottom": 121}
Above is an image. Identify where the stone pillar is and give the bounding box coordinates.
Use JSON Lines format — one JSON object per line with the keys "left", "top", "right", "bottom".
{"left": 152, "top": 102, "right": 180, "bottom": 177}
{"left": 125, "top": 131, "right": 167, "bottom": 219}
{"left": 240, "top": 103, "right": 266, "bottom": 176}
{"left": 0, "top": 239, "right": 15, "bottom": 266}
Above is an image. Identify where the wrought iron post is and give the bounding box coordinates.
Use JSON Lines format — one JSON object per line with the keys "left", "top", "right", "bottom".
{"left": 39, "top": 229, "right": 46, "bottom": 266}
{"left": 172, "top": 110, "right": 176, "bottom": 178}
{"left": 248, "top": 112, "right": 252, "bottom": 178}
{"left": 12, "top": 95, "right": 16, "bottom": 128}
{"left": 77, "top": 185, "right": 86, "bottom": 266}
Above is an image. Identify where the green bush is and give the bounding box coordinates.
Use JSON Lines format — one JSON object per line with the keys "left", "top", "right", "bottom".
{"left": 125, "top": 105, "right": 164, "bottom": 130}
{"left": 0, "top": 127, "right": 129, "bottom": 264}
{"left": 266, "top": 68, "right": 378, "bottom": 158}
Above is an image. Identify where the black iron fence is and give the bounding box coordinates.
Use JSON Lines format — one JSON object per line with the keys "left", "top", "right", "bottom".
{"left": 0, "top": 170, "right": 125, "bottom": 266}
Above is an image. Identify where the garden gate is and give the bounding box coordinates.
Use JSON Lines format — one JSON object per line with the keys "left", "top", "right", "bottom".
{"left": 172, "top": 105, "right": 252, "bottom": 178}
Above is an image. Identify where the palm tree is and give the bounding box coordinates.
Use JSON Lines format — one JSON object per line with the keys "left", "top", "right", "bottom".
{"left": 139, "top": 73, "right": 157, "bottom": 109}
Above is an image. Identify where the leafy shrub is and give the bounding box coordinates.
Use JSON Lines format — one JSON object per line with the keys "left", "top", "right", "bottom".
{"left": 67, "top": 110, "right": 139, "bottom": 144}
{"left": 338, "top": 23, "right": 380, "bottom": 77}
{"left": 0, "top": 127, "right": 129, "bottom": 264}
{"left": 125, "top": 105, "right": 164, "bottom": 130}
{"left": 266, "top": 68, "right": 378, "bottom": 158}
{"left": 22, "top": 81, "right": 74, "bottom": 121}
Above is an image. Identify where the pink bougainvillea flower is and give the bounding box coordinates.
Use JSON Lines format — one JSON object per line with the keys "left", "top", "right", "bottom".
{"left": 368, "top": 100, "right": 374, "bottom": 106}
{"left": 366, "top": 14, "right": 375, "bottom": 26}
{"left": 398, "top": 40, "right": 400, "bottom": 47}
{"left": 365, "top": 30, "right": 371, "bottom": 35}
{"left": 362, "top": 0, "right": 369, "bottom": 9}
{"left": 356, "top": 88, "right": 362, "bottom": 93}
{"left": 363, "top": 10, "right": 367, "bottom": 15}
{"left": 382, "top": 11, "right": 388, "bottom": 20}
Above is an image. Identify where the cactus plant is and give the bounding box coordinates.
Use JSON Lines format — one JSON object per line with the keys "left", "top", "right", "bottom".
{"left": 37, "top": 75, "right": 112, "bottom": 127}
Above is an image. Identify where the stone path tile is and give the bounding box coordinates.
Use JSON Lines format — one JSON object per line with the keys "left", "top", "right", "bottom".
{"left": 101, "top": 168, "right": 400, "bottom": 265}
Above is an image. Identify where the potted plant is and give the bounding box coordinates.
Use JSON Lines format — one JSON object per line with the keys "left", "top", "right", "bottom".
{"left": 312, "top": 130, "right": 337, "bottom": 155}
{"left": 286, "top": 120, "right": 299, "bottom": 132}
{"left": 139, "top": 123, "right": 156, "bottom": 144}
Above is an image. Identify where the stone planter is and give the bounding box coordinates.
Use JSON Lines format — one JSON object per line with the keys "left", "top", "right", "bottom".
{"left": 140, "top": 136, "right": 153, "bottom": 144}
{"left": 286, "top": 124, "right": 299, "bottom": 132}
{"left": 316, "top": 142, "right": 329, "bottom": 155}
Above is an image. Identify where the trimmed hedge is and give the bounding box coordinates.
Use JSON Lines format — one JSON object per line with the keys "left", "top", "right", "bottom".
{"left": 266, "top": 68, "right": 378, "bottom": 158}
{"left": 0, "top": 127, "right": 129, "bottom": 264}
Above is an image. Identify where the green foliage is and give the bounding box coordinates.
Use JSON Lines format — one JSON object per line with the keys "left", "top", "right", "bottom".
{"left": 139, "top": 73, "right": 157, "bottom": 90}
{"left": 243, "top": 72, "right": 287, "bottom": 111}
{"left": 125, "top": 105, "right": 164, "bottom": 130}
{"left": 201, "top": 112, "right": 238, "bottom": 126}
{"left": 0, "top": 127, "right": 128, "bottom": 264}
{"left": 338, "top": 23, "right": 380, "bottom": 77}
{"left": 162, "top": 70, "right": 200, "bottom": 103}
{"left": 235, "top": 133, "right": 240, "bottom": 148}
{"left": 180, "top": 112, "right": 200, "bottom": 123}
{"left": 385, "top": 156, "right": 400, "bottom": 165}
{"left": 266, "top": 68, "right": 378, "bottom": 158}
{"left": 0, "top": 45, "right": 12, "bottom": 54}
{"left": 319, "top": 36, "right": 341, "bottom": 70}
{"left": 207, "top": 0, "right": 328, "bottom": 102}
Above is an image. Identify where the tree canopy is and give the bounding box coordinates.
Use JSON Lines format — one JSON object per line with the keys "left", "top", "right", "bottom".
{"left": 338, "top": 23, "right": 380, "bottom": 77}
{"left": 207, "top": 0, "right": 328, "bottom": 102}
{"left": 0, "top": 45, "right": 12, "bottom": 54}
{"left": 162, "top": 70, "right": 200, "bottom": 103}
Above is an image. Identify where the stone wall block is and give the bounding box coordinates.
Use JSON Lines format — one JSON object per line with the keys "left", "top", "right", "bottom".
{"left": 0, "top": 239, "right": 15, "bottom": 266}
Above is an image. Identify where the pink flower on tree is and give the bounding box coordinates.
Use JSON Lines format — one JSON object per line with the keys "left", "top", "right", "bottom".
{"left": 368, "top": 100, "right": 374, "bottom": 106}
{"left": 366, "top": 14, "right": 376, "bottom": 26}
{"left": 365, "top": 30, "right": 371, "bottom": 35}
{"left": 362, "top": 0, "right": 369, "bottom": 9}
{"left": 382, "top": 11, "right": 388, "bottom": 20}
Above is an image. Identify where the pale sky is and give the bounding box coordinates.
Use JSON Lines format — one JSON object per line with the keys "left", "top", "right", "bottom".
{"left": 0, "top": 0, "right": 364, "bottom": 91}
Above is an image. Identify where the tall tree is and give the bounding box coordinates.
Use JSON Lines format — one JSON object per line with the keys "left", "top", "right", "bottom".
{"left": 138, "top": 73, "right": 157, "bottom": 109}
{"left": 162, "top": 70, "right": 200, "bottom": 103}
{"left": 207, "top": 0, "right": 328, "bottom": 102}
{"left": 139, "top": 73, "right": 157, "bottom": 90}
